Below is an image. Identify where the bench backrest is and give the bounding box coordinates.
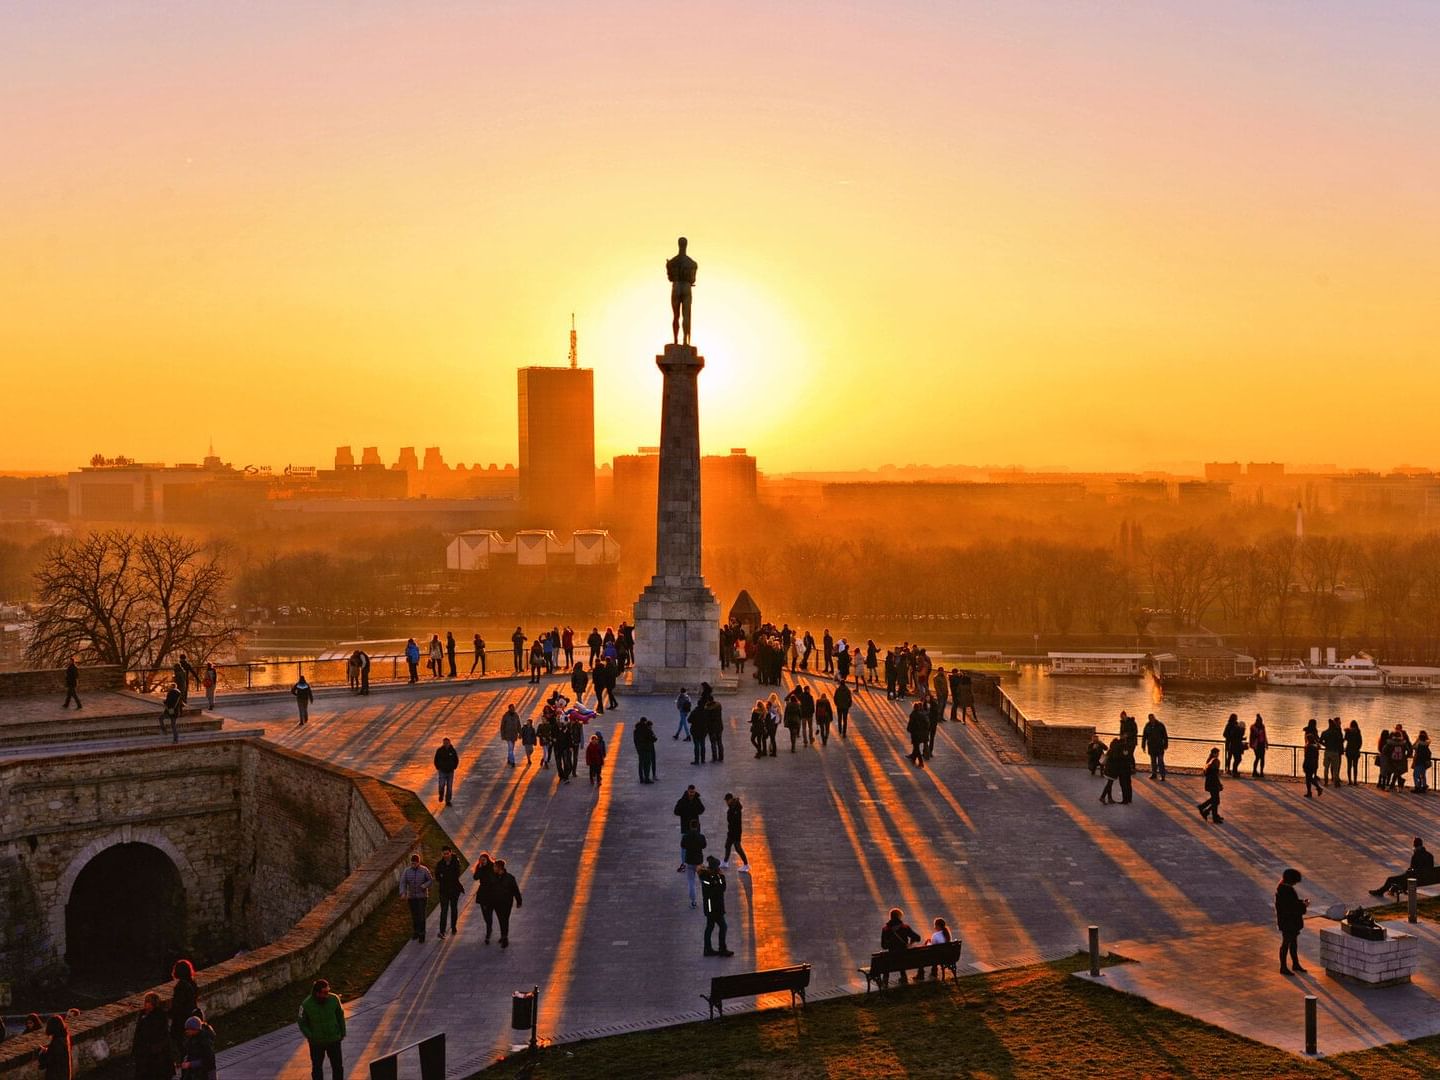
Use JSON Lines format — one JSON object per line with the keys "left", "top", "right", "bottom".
{"left": 711, "top": 964, "right": 812, "bottom": 997}
{"left": 868, "top": 941, "right": 962, "bottom": 973}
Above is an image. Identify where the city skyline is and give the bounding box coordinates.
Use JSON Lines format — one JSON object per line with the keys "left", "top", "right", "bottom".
{"left": 5, "top": 3, "right": 1439, "bottom": 475}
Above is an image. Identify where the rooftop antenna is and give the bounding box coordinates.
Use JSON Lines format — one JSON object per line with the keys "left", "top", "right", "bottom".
{"left": 568, "top": 312, "right": 577, "bottom": 369}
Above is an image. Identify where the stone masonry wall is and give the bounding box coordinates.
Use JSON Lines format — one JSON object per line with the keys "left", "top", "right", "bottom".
{"left": 0, "top": 741, "right": 247, "bottom": 988}
{"left": 0, "top": 742, "right": 414, "bottom": 1077}
{"left": 0, "top": 665, "right": 126, "bottom": 699}
{"left": 238, "top": 742, "right": 362, "bottom": 945}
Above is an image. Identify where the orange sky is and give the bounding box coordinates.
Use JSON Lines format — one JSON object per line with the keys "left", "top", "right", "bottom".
{"left": 3, "top": 3, "right": 1438, "bottom": 474}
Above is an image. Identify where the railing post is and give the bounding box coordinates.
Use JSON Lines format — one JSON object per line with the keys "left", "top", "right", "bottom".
{"left": 1408, "top": 874, "right": 1419, "bottom": 924}
{"left": 1304, "top": 994, "right": 1317, "bottom": 1055}
{"left": 1088, "top": 925, "right": 1101, "bottom": 976}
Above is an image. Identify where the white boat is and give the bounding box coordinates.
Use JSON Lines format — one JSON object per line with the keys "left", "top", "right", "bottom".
{"left": 1260, "top": 650, "right": 1385, "bottom": 690}
{"left": 1047, "top": 652, "right": 1145, "bottom": 677}
{"left": 1382, "top": 666, "right": 1440, "bottom": 692}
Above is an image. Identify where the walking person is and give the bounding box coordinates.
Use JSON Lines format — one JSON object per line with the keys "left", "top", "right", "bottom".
{"left": 956, "top": 673, "right": 976, "bottom": 723}
{"left": 784, "top": 692, "right": 802, "bottom": 753}
{"left": 161, "top": 681, "right": 184, "bottom": 742}
{"left": 1302, "top": 730, "right": 1323, "bottom": 798}
{"left": 433, "top": 737, "right": 459, "bottom": 805}
{"left": 675, "top": 687, "right": 693, "bottom": 741}
{"left": 434, "top": 846, "right": 463, "bottom": 938}
{"left": 470, "top": 633, "right": 486, "bottom": 675}
{"left": 405, "top": 638, "right": 421, "bottom": 684}
{"left": 1275, "top": 868, "right": 1309, "bottom": 975}
{"left": 298, "top": 978, "right": 347, "bottom": 1080}
{"left": 634, "top": 716, "right": 658, "bottom": 783}
{"left": 815, "top": 693, "right": 834, "bottom": 747}
{"left": 1249, "top": 714, "right": 1268, "bottom": 777}
{"left": 722, "top": 792, "right": 752, "bottom": 872}
{"left": 168, "top": 959, "right": 200, "bottom": 1056}
{"left": 1099, "top": 739, "right": 1122, "bottom": 804}
{"left": 173, "top": 654, "right": 198, "bottom": 702}
{"left": 765, "top": 695, "right": 781, "bottom": 757}
{"left": 132, "top": 992, "right": 171, "bottom": 1080}
{"left": 520, "top": 715, "right": 537, "bottom": 765}
{"left": 1197, "top": 747, "right": 1224, "bottom": 823}
{"left": 500, "top": 704, "right": 521, "bottom": 767}
{"left": 471, "top": 852, "right": 498, "bottom": 942}
{"left": 62, "top": 657, "right": 82, "bottom": 709}
{"left": 834, "top": 681, "right": 852, "bottom": 739}
{"left": 585, "top": 733, "right": 606, "bottom": 786}
{"left": 179, "top": 1015, "right": 215, "bottom": 1080}
{"left": 400, "top": 853, "right": 433, "bottom": 943}
{"left": 202, "top": 662, "right": 217, "bottom": 710}
{"left": 292, "top": 674, "right": 314, "bottom": 726}
{"left": 1345, "top": 719, "right": 1364, "bottom": 785}
{"left": 570, "top": 662, "right": 590, "bottom": 706}
{"left": 799, "top": 685, "right": 816, "bottom": 747}
{"left": 490, "top": 858, "right": 523, "bottom": 947}
{"left": 749, "top": 701, "right": 768, "bottom": 758}
{"left": 1141, "top": 712, "right": 1168, "bottom": 780}
{"left": 906, "top": 701, "right": 928, "bottom": 768}
{"left": 699, "top": 857, "right": 734, "bottom": 956}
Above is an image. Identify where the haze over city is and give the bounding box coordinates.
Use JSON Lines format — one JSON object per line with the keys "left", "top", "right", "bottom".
{"left": 6, "top": 2, "right": 1440, "bottom": 474}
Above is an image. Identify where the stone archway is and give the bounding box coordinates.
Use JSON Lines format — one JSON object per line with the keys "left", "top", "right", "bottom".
{"left": 52, "top": 827, "right": 201, "bottom": 977}
{"left": 65, "top": 842, "right": 187, "bottom": 985}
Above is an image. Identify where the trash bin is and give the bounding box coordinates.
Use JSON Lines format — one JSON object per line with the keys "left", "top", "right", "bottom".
{"left": 512, "top": 989, "right": 536, "bottom": 1032}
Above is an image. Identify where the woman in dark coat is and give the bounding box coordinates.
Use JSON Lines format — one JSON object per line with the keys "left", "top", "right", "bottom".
{"left": 168, "top": 960, "right": 198, "bottom": 1057}
{"left": 1098, "top": 739, "right": 1121, "bottom": 804}
{"left": 815, "top": 694, "right": 834, "bottom": 746}
{"left": 1197, "top": 747, "right": 1224, "bottom": 823}
{"left": 132, "top": 992, "right": 173, "bottom": 1080}
{"left": 471, "top": 851, "right": 500, "bottom": 944}
{"left": 38, "top": 1015, "right": 71, "bottom": 1080}
{"left": 1275, "top": 868, "right": 1308, "bottom": 975}
{"left": 1344, "top": 720, "right": 1364, "bottom": 785}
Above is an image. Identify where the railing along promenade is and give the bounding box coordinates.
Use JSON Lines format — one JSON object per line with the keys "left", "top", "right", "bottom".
{"left": 130, "top": 652, "right": 525, "bottom": 694}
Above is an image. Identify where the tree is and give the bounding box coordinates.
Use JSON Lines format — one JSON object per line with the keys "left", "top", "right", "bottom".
{"left": 26, "top": 530, "right": 242, "bottom": 685}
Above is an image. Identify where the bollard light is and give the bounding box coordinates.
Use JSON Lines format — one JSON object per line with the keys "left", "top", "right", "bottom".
{"left": 1088, "top": 925, "right": 1101, "bottom": 977}
{"left": 1408, "top": 875, "right": 1419, "bottom": 924}
{"left": 1305, "top": 995, "right": 1317, "bottom": 1056}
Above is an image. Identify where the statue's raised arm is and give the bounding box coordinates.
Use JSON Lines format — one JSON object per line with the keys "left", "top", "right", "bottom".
{"left": 666, "top": 237, "right": 697, "bottom": 345}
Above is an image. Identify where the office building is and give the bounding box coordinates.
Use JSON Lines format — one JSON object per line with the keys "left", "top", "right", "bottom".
{"left": 517, "top": 366, "right": 595, "bottom": 527}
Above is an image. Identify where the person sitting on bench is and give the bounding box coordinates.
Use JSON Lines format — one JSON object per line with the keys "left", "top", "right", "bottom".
{"left": 880, "top": 907, "right": 921, "bottom": 986}
{"left": 1370, "top": 837, "right": 1436, "bottom": 898}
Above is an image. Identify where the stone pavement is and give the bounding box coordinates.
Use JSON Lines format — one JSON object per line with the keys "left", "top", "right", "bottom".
{"left": 210, "top": 675, "right": 1440, "bottom": 1077}
{"left": 1083, "top": 919, "right": 1440, "bottom": 1056}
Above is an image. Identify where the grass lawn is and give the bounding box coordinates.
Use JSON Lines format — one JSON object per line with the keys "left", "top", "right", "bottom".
{"left": 478, "top": 952, "right": 1440, "bottom": 1080}
{"left": 86, "top": 781, "right": 459, "bottom": 1079}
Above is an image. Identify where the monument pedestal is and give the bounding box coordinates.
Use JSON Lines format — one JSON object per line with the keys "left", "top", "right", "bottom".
{"left": 631, "top": 577, "right": 721, "bottom": 694}
{"left": 630, "top": 342, "right": 723, "bottom": 694}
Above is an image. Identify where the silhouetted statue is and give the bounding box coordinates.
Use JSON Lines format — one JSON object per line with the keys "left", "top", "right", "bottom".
{"left": 666, "top": 237, "right": 698, "bottom": 345}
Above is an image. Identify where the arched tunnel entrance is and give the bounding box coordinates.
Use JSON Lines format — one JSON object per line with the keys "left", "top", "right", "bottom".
{"left": 66, "top": 842, "right": 187, "bottom": 985}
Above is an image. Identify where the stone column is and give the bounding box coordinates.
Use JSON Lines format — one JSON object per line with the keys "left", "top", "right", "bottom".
{"left": 631, "top": 344, "right": 721, "bottom": 693}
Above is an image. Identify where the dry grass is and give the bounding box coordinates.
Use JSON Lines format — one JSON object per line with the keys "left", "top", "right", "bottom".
{"left": 479, "top": 952, "right": 1440, "bottom": 1080}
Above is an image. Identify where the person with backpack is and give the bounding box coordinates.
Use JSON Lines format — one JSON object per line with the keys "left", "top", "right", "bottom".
{"left": 879, "top": 908, "right": 921, "bottom": 986}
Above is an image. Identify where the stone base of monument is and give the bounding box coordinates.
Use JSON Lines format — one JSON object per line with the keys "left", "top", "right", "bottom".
{"left": 630, "top": 578, "right": 723, "bottom": 694}
{"left": 1319, "top": 925, "right": 1418, "bottom": 986}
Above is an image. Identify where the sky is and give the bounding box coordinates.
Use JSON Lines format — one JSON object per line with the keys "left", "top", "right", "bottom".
{"left": 3, "top": 2, "right": 1439, "bottom": 474}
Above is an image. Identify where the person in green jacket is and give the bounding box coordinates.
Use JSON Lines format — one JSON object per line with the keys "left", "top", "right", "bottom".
{"left": 298, "top": 979, "right": 346, "bottom": 1080}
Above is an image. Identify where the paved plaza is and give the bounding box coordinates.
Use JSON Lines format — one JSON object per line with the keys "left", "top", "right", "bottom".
{"left": 204, "top": 674, "right": 1440, "bottom": 1076}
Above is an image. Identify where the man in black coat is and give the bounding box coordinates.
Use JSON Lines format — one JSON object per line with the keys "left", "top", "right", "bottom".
{"left": 433, "top": 738, "right": 460, "bottom": 806}
{"left": 880, "top": 907, "right": 921, "bottom": 986}
{"left": 63, "top": 657, "right": 82, "bottom": 709}
{"left": 1370, "top": 837, "right": 1438, "bottom": 898}
{"left": 834, "top": 681, "right": 852, "bottom": 739}
{"left": 906, "top": 703, "right": 928, "bottom": 768}
{"left": 675, "top": 786, "right": 704, "bottom": 867}
{"left": 699, "top": 856, "right": 733, "bottom": 956}
{"left": 1141, "top": 713, "right": 1169, "bottom": 781}
{"left": 1275, "top": 868, "right": 1308, "bottom": 975}
{"left": 489, "top": 858, "right": 523, "bottom": 948}
{"left": 703, "top": 690, "right": 724, "bottom": 763}
{"left": 434, "top": 846, "right": 464, "bottom": 938}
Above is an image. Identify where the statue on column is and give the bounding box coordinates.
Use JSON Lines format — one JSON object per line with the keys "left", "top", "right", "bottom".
{"left": 666, "top": 237, "right": 697, "bottom": 346}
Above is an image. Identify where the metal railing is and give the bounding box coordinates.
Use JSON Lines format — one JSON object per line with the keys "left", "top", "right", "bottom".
{"left": 128, "top": 651, "right": 543, "bottom": 695}
{"left": 1096, "top": 730, "right": 1440, "bottom": 788}
{"left": 368, "top": 1032, "right": 445, "bottom": 1080}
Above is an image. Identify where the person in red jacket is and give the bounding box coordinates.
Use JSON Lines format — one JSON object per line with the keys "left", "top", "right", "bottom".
{"left": 585, "top": 732, "right": 606, "bottom": 786}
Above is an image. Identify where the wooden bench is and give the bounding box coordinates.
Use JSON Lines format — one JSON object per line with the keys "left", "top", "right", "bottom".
{"left": 701, "top": 963, "right": 811, "bottom": 1019}
{"left": 858, "top": 941, "right": 963, "bottom": 992}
